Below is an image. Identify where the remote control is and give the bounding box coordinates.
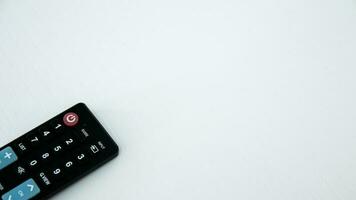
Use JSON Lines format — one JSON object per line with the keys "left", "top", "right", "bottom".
{"left": 0, "top": 103, "right": 119, "bottom": 200}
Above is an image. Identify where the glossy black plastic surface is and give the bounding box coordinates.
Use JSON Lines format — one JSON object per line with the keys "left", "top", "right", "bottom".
{"left": 0, "top": 103, "right": 119, "bottom": 200}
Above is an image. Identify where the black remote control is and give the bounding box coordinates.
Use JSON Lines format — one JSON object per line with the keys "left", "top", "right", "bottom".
{"left": 0, "top": 103, "right": 119, "bottom": 200}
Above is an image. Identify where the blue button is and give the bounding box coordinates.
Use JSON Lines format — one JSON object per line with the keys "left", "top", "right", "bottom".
{"left": 1, "top": 179, "right": 40, "bottom": 200}
{"left": 0, "top": 147, "right": 18, "bottom": 171}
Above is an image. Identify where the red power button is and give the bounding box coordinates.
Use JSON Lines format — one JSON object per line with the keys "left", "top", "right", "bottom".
{"left": 63, "top": 112, "right": 79, "bottom": 127}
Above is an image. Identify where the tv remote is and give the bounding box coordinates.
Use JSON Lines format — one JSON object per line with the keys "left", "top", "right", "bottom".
{"left": 0, "top": 103, "right": 119, "bottom": 200}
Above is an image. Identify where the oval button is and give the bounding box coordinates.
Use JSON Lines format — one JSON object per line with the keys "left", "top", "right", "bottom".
{"left": 63, "top": 112, "right": 79, "bottom": 127}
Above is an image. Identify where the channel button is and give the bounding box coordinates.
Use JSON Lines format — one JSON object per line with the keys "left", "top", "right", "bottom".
{"left": 0, "top": 147, "right": 18, "bottom": 171}
{"left": 1, "top": 179, "right": 40, "bottom": 200}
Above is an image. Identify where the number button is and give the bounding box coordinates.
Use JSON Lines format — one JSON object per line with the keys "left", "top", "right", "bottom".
{"left": 74, "top": 151, "right": 90, "bottom": 165}
{"left": 43, "top": 131, "right": 50, "bottom": 137}
{"left": 65, "top": 161, "right": 73, "bottom": 168}
{"left": 50, "top": 120, "right": 64, "bottom": 133}
{"left": 27, "top": 133, "right": 40, "bottom": 147}
{"left": 50, "top": 141, "right": 65, "bottom": 155}
{"left": 62, "top": 136, "right": 77, "bottom": 150}
{"left": 64, "top": 160, "right": 75, "bottom": 171}
{"left": 42, "top": 130, "right": 53, "bottom": 139}
{"left": 29, "top": 159, "right": 38, "bottom": 168}
{"left": 52, "top": 144, "right": 64, "bottom": 154}
{"left": 60, "top": 159, "right": 76, "bottom": 175}
{"left": 30, "top": 136, "right": 39, "bottom": 143}
{"left": 41, "top": 152, "right": 50, "bottom": 160}
{"left": 55, "top": 124, "right": 62, "bottom": 130}
{"left": 65, "top": 138, "right": 74, "bottom": 145}
{"left": 53, "top": 168, "right": 61, "bottom": 175}
{"left": 77, "top": 153, "right": 85, "bottom": 161}
{"left": 54, "top": 146, "right": 62, "bottom": 152}
{"left": 38, "top": 127, "right": 55, "bottom": 141}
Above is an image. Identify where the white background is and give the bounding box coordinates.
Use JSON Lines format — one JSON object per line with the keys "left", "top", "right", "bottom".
{"left": 0, "top": 0, "right": 356, "bottom": 199}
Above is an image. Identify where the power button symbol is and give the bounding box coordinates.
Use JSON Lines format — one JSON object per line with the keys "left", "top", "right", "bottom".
{"left": 63, "top": 112, "right": 79, "bottom": 127}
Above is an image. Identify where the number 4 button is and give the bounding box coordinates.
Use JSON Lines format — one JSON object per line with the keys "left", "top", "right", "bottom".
{"left": 43, "top": 131, "right": 51, "bottom": 137}
{"left": 39, "top": 128, "right": 53, "bottom": 141}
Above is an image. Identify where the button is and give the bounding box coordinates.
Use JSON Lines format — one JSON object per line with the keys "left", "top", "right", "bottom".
{"left": 57, "top": 159, "right": 75, "bottom": 176}
{"left": 97, "top": 141, "right": 107, "bottom": 150}
{"left": 76, "top": 153, "right": 86, "bottom": 161}
{"left": 38, "top": 127, "right": 54, "bottom": 140}
{"left": 1, "top": 178, "right": 40, "bottom": 200}
{"left": 62, "top": 136, "right": 77, "bottom": 149}
{"left": 72, "top": 128, "right": 89, "bottom": 142}
{"left": 60, "top": 159, "right": 75, "bottom": 174}
{"left": 7, "top": 165, "right": 27, "bottom": 182}
{"left": 17, "top": 143, "right": 27, "bottom": 152}
{"left": 38, "top": 172, "right": 51, "bottom": 187}
{"left": 52, "top": 168, "right": 62, "bottom": 176}
{"left": 89, "top": 144, "right": 100, "bottom": 154}
{"left": 89, "top": 141, "right": 107, "bottom": 156}
{"left": 49, "top": 165, "right": 64, "bottom": 182}
{"left": 63, "top": 112, "right": 79, "bottom": 127}
{"left": 40, "top": 152, "right": 51, "bottom": 161}
{"left": 13, "top": 141, "right": 29, "bottom": 156}
{"left": 26, "top": 133, "right": 41, "bottom": 148}
{"left": 78, "top": 128, "right": 90, "bottom": 140}
{"left": 64, "top": 138, "right": 75, "bottom": 146}
{"left": 54, "top": 123, "right": 63, "bottom": 130}
{"left": 74, "top": 150, "right": 89, "bottom": 164}
{"left": 42, "top": 131, "right": 51, "bottom": 137}
{"left": 0, "top": 147, "right": 18, "bottom": 171}
{"left": 28, "top": 159, "right": 39, "bottom": 168}
{"left": 29, "top": 136, "right": 40, "bottom": 146}
{"left": 16, "top": 166, "right": 26, "bottom": 176}
{"left": 64, "top": 160, "right": 74, "bottom": 169}
{"left": 52, "top": 144, "right": 64, "bottom": 154}
{"left": 29, "top": 136, "right": 39, "bottom": 143}
{"left": 50, "top": 120, "right": 64, "bottom": 133}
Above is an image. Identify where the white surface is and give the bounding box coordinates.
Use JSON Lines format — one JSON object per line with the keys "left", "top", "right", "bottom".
{"left": 0, "top": 0, "right": 356, "bottom": 199}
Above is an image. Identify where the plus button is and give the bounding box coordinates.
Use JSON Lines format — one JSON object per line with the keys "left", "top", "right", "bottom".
{"left": 0, "top": 147, "right": 18, "bottom": 170}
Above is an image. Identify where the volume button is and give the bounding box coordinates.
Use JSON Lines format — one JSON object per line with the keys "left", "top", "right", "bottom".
{"left": 0, "top": 147, "right": 18, "bottom": 171}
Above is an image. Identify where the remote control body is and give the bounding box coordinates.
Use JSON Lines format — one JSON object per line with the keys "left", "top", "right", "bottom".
{"left": 0, "top": 103, "right": 119, "bottom": 200}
